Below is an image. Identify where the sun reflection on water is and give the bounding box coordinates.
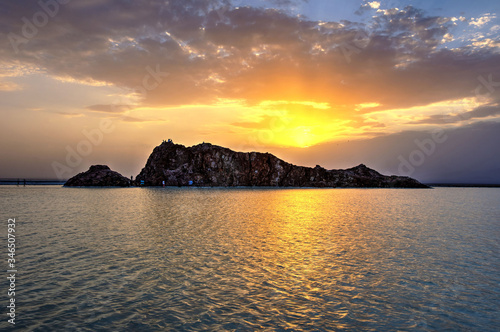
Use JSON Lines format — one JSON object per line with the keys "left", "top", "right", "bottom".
{"left": 10, "top": 186, "right": 497, "bottom": 331}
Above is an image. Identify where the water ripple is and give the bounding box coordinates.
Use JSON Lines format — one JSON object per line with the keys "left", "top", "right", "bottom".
{"left": 0, "top": 187, "right": 499, "bottom": 330}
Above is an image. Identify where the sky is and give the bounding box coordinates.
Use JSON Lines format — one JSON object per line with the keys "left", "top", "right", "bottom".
{"left": 1, "top": 0, "right": 499, "bottom": 183}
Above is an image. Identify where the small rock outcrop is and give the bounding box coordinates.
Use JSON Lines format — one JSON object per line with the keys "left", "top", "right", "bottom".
{"left": 64, "top": 165, "right": 130, "bottom": 187}
{"left": 135, "top": 141, "right": 429, "bottom": 188}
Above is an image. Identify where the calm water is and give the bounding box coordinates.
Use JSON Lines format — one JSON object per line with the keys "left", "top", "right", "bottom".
{"left": 1, "top": 186, "right": 499, "bottom": 331}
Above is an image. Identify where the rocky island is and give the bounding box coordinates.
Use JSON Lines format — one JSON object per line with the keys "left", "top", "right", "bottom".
{"left": 64, "top": 165, "right": 130, "bottom": 187}
{"left": 64, "top": 141, "right": 429, "bottom": 188}
{"left": 134, "top": 140, "right": 429, "bottom": 188}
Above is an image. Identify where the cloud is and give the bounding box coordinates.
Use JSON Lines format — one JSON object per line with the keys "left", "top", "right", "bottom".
{"left": 268, "top": 0, "right": 307, "bottom": 6}
{"left": 84, "top": 107, "right": 165, "bottom": 122}
{"left": 0, "top": 60, "right": 41, "bottom": 91}
{"left": 367, "top": 1, "right": 380, "bottom": 9}
{"left": 52, "top": 111, "right": 85, "bottom": 118}
{"left": 472, "top": 38, "right": 500, "bottom": 49}
{"left": 86, "top": 104, "right": 133, "bottom": 113}
{"left": 467, "top": 103, "right": 500, "bottom": 118}
{"left": 0, "top": 80, "right": 22, "bottom": 91}
{"left": 119, "top": 115, "right": 159, "bottom": 123}
{"left": 355, "top": 0, "right": 381, "bottom": 15}
{"left": 407, "top": 99, "right": 500, "bottom": 125}
{"left": 1, "top": 0, "right": 500, "bottom": 142}
{"left": 470, "top": 13, "right": 496, "bottom": 27}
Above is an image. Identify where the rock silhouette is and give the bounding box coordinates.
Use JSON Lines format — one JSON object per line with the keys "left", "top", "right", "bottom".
{"left": 135, "top": 141, "right": 429, "bottom": 188}
{"left": 64, "top": 165, "right": 130, "bottom": 187}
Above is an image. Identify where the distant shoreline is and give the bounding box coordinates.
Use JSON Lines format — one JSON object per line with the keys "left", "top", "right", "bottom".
{"left": 426, "top": 183, "right": 500, "bottom": 188}
{"left": 0, "top": 180, "right": 66, "bottom": 186}
{"left": 1, "top": 180, "right": 500, "bottom": 188}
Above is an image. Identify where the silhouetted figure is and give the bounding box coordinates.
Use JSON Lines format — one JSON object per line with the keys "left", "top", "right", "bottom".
{"left": 23, "top": 179, "right": 26, "bottom": 186}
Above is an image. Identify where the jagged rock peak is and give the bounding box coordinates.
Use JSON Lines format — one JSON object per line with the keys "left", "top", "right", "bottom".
{"left": 135, "top": 141, "right": 429, "bottom": 188}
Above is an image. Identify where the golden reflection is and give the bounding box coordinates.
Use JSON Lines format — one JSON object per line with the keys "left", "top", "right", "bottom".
{"left": 253, "top": 190, "right": 331, "bottom": 276}
{"left": 141, "top": 188, "right": 383, "bottom": 302}
{"left": 231, "top": 188, "right": 385, "bottom": 298}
